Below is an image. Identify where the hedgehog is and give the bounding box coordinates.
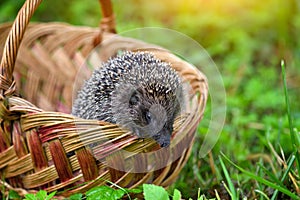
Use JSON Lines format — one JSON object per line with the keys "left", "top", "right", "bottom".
{"left": 72, "top": 51, "right": 186, "bottom": 147}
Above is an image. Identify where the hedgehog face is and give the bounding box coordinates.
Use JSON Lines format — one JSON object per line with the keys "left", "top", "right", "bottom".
{"left": 126, "top": 87, "right": 180, "bottom": 147}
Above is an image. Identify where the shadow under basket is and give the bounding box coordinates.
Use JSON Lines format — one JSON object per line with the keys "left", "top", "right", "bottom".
{"left": 0, "top": 0, "right": 208, "bottom": 198}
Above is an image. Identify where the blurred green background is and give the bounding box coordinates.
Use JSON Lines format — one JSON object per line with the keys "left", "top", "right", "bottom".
{"left": 1, "top": 0, "right": 299, "bottom": 198}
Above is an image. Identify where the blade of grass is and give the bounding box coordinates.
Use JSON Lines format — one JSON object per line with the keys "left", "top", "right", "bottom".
{"left": 214, "top": 189, "right": 221, "bottom": 200}
{"left": 221, "top": 152, "right": 299, "bottom": 200}
{"left": 257, "top": 163, "right": 285, "bottom": 187}
{"left": 271, "top": 155, "right": 296, "bottom": 200}
{"left": 218, "top": 156, "right": 237, "bottom": 200}
{"left": 236, "top": 188, "right": 240, "bottom": 200}
{"left": 254, "top": 189, "right": 270, "bottom": 200}
{"left": 281, "top": 60, "right": 300, "bottom": 174}
{"left": 257, "top": 158, "right": 265, "bottom": 200}
{"left": 221, "top": 181, "right": 233, "bottom": 199}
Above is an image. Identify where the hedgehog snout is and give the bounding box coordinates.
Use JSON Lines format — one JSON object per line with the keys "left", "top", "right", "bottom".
{"left": 152, "top": 126, "right": 173, "bottom": 147}
{"left": 126, "top": 101, "right": 174, "bottom": 148}
{"left": 144, "top": 104, "right": 173, "bottom": 148}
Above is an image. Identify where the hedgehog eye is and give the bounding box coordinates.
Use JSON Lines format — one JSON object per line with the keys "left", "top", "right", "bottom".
{"left": 129, "top": 93, "right": 139, "bottom": 105}
{"left": 145, "top": 111, "right": 152, "bottom": 124}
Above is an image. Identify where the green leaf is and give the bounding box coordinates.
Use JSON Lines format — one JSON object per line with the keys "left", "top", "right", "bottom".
{"left": 69, "top": 193, "right": 83, "bottom": 200}
{"left": 125, "top": 188, "right": 143, "bottom": 194}
{"left": 86, "top": 185, "right": 125, "bottom": 200}
{"left": 9, "top": 190, "right": 21, "bottom": 199}
{"left": 45, "top": 191, "right": 56, "bottom": 200}
{"left": 36, "top": 190, "right": 47, "bottom": 200}
{"left": 24, "top": 193, "right": 37, "bottom": 200}
{"left": 173, "top": 189, "right": 181, "bottom": 200}
{"left": 143, "top": 184, "right": 169, "bottom": 200}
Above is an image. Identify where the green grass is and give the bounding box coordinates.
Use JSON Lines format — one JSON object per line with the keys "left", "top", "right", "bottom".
{"left": 171, "top": 60, "right": 300, "bottom": 199}
{"left": 1, "top": 0, "right": 300, "bottom": 199}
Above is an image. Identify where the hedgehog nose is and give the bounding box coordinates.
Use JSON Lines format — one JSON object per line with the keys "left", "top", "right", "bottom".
{"left": 159, "top": 140, "right": 170, "bottom": 148}
{"left": 155, "top": 128, "right": 172, "bottom": 148}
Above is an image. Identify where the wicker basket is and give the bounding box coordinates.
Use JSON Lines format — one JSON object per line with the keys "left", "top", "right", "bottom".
{"left": 0, "top": 0, "right": 208, "bottom": 197}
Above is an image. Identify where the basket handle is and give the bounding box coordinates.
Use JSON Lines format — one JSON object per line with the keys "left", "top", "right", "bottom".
{"left": 0, "top": 0, "right": 116, "bottom": 97}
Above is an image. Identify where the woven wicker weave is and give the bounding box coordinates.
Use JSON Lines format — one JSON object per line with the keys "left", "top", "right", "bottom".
{"left": 0, "top": 0, "right": 208, "bottom": 197}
